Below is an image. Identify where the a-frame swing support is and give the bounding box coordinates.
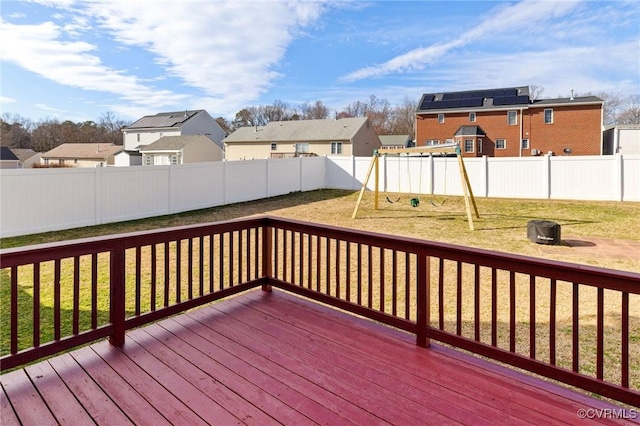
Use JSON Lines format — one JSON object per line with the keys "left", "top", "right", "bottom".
{"left": 351, "top": 145, "right": 480, "bottom": 230}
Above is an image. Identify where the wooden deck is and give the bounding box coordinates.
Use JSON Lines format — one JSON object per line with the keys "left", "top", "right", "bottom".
{"left": 2, "top": 289, "right": 638, "bottom": 425}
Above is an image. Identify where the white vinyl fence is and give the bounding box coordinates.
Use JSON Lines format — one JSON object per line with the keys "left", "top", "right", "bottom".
{"left": 1, "top": 154, "right": 637, "bottom": 238}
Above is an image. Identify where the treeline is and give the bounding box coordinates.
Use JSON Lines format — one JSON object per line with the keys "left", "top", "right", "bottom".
{"left": 0, "top": 112, "right": 128, "bottom": 152}
{"left": 217, "top": 95, "right": 418, "bottom": 136}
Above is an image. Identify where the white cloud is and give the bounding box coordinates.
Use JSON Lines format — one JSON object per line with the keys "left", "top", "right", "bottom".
{"left": 0, "top": 96, "right": 17, "bottom": 104}
{"left": 340, "top": 0, "right": 583, "bottom": 82}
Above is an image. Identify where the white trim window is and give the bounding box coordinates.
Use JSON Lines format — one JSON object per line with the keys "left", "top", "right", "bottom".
{"left": 544, "top": 109, "right": 553, "bottom": 124}
{"left": 425, "top": 139, "right": 439, "bottom": 146}
{"left": 464, "top": 139, "right": 474, "bottom": 153}
{"left": 521, "top": 139, "right": 529, "bottom": 150}
{"left": 144, "top": 155, "right": 153, "bottom": 166}
{"left": 469, "top": 112, "right": 476, "bottom": 122}
{"left": 270, "top": 143, "right": 277, "bottom": 151}
{"left": 496, "top": 139, "right": 506, "bottom": 150}
{"left": 170, "top": 155, "right": 179, "bottom": 165}
{"left": 331, "top": 142, "right": 343, "bottom": 155}
{"left": 478, "top": 139, "right": 483, "bottom": 153}
{"left": 295, "top": 143, "right": 309, "bottom": 153}
{"left": 507, "top": 111, "right": 517, "bottom": 126}
{"left": 437, "top": 113, "right": 445, "bottom": 124}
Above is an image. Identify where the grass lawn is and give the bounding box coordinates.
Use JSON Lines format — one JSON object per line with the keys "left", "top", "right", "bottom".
{"left": 1, "top": 189, "right": 639, "bottom": 393}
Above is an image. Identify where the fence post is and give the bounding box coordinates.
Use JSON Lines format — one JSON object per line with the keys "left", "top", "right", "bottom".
{"left": 416, "top": 253, "right": 430, "bottom": 348}
{"left": 109, "top": 244, "right": 126, "bottom": 346}
{"left": 261, "top": 223, "right": 273, "bottom": 292}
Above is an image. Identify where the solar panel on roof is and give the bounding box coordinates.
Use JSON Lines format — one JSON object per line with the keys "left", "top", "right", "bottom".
{"left": 419, "top": 101, "right": 432, "bottom": 110}
{"left": 516, "top": 95, "right": 529, "bottom": 104}
{"left": 442, "top": 93, "right": 453, "bottom": 101}
{"left": 504, "top": 96, "right": 517, "bottom": 105}
{"left": 450, "top": 100, "right": 461, "bottom": 107}
{"left": 470, "top": 98, "right": 484, "bottom": 107}
{"left": 423, "top": 95, "right": 435, "bottom": 102}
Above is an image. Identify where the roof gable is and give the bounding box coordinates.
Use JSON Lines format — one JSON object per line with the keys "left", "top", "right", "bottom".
{"left": 224, "top": 117, "right": 370, "bottom": 143}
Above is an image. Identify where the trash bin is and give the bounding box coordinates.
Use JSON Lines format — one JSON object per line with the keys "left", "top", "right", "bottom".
{"left": 527, "top": 220, "right": 561, "bottom": 245}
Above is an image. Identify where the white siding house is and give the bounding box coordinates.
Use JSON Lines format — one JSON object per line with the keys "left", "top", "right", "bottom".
{"left": 139, "top": 135, "right": 223, "bottom": 165}
{"left": 121, "top": 110, "right": 226, "bottom": 153}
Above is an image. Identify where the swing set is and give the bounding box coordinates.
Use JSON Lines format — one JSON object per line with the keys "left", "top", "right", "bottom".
{"left": 351, "top": 143, "right": 480, "bottom": 230}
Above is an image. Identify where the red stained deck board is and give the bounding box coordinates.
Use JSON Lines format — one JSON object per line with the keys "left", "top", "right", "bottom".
{"left": 155, "top": 317, "right": 353, "bottom": 425}
{"left": 172, "top": 309, "right": 391, "bottom": 426}
{"left": 89, "top": 342, "right": 210, "bottom": 426}
{"left": 0, "top": 383, "right": 20, "bottom": 426}
{"left": 185, "top": 304, "right": 446, "bottom": 426}
{"left": 70, "top": 345, "right": 170, "bottom": 425}
{"left": 220, "top": 293, "right": 533, "bottom": 425}
{"left": 24, "top": 361, "right": 94, "bottom": 425}
{"left": 125, "top": 328, "right": 279, "bottom": 426}
{"left": 0, "top": 369, "right": 57, "bottom": 426}
{"left": 47, "top": 353, "right": 134, "bottom": 426}
{"left": 142, "top": 321, "right": 315, "bottom": 425}
{"left": 240, "top": 290, "right": 631, "bottom": 424}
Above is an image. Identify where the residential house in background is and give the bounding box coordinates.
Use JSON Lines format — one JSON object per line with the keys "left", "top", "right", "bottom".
{"left": 378, "top": 135, "right": 413, "bottom": 151}
{"left": 223, "top": 117, "right": 381, "bottom": 161}
{"left": 121, "top": 110, "right": 226, "bottom": 165}
{"left": 139, "top": 135, "right": 223, "bottom": 166}
{"left": 0, "top": 146, "right": 20, "bottom": 169}
{"left": 40, "top": 143, "right": 122, "bottom": 167}
{"left": 8, "top": 148, "right": 42, "bottom": 168}
{"left": 415, "top": 86, "right": 604, "bottom": 157}
{"left": 113, "top": 150, "right": 142, "bottom": 167}
{"left": 603, "top": 124, "right": 640, "bottom": 155}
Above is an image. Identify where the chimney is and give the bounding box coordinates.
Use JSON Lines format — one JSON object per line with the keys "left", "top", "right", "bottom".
{"left": 570, "top": 90, "right": 574, "bottom": 100}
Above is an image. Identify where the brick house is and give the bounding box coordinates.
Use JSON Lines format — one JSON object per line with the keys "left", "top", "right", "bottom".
{"left": 415, "top": 87, "right": 603, "bottom": 157}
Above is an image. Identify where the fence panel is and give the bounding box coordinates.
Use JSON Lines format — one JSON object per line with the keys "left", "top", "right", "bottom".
{"left": 0, "top": 168, "right": 97, "bottom": 236}
{"left": 550, "top": 156, "right": 617, "bottom": 201}
{"left": 224, "top": 160, "right": 268, "bottom": 204}
{"left": 486, "top": 157, "right": 546, "bottom": 199}
{"left": 301, "top": 156, "right": 326, "bottom": 192}
{"left": 169, "top": 161, "right": 225, "bottom": 213}
{"left": 267, "top": 158, "right": 302, "bottom": 197}
{"left": 623, "top": 156, "right": 640, "bottom": 202}
{"left": 325, "top": 156, "right": 357, "bottom": 189}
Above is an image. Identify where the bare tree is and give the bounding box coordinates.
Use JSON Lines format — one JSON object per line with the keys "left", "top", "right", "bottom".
{"left": 388, "top": 97, "right": 418, "bottom": 138}
{"left": 99, "top": 111, "right": 129, "bottom": 145}
{"left": 618, "top": 94, "right": 640, "bottom": 124}
{"left": 529, "top": 85, "right": 545, "bottom": 101}
{"left": 0, "top": 114, "right": 33, "bottom": 148}
{"left": 300, "top": 101, "right": 330, "bottom": 120}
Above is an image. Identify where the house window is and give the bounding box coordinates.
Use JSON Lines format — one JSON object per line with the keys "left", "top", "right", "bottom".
{"left": 145, "top": 155, "right": 153, "bottom": 166}
{"left": 469, "top": 112, "right": 476, "bottom": 122}
{"left": 170, "top": 155, "right": 179, "bottom": 165}
{"left": 478, "top": 139, "right": 483, "bottom": 153}
{"left": 437, "top": 113, "right": 445, "bottom": 124}
{"left": 496, "top": 139, "right": 506, "bottom": 149}
{"left": 295, "top": 143, "right": 309, "bottom": 153}
{"left": 544, "top": 109, "right": 553, "bottom": 124}
{"left": 507, "top": 111, "right": 517, "bottom": 125}
{"left": 464, "top": 139, "right": 474, "bottom": 153}
{"left": 270, "top": 143, "right": 277, "bottom": 151}
{"left": 425, "top": 140, "right": 439, "bottom": 146}
{"left": 137, "top": 134, "right": 141, "bottom": 142}
{"left": 521, "top": 139, "right": 529, "bottom": 150}
{"left": 331, "top": 142, "right": 343, "bottom": 155}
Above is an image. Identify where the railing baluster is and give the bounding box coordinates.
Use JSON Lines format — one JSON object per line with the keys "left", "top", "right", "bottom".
{"left": 151, "top": 245, "right": 157, "bottom": 311}
{"left": 474, "top": 264, "right": 480, "bottom": 342}
{"left": 529, "top": 275, "right": 536, "bottom": 359}
{"left": 596, "top": 287, "right": 604, "bottom": 380}
{"left": 33, "top": 263, "right": 41, "bottom": 347}
{"left": 219, "top": 233, "right": 224, "bottom": 289}
{"left": 199, "top": 236, "right": 204, "bottom": 296}
{"left": 73, "top": 256, "right": 80, "bottom": 335}
{"left": 367, "top": 245, "right": 373, "bottom": 308}
{"left": 621, "top": 292, "right": 629, "bottom": 388}
{"left": 209, "top": 234, "right": 214, "bottom": 293}
{"left": 510, "top": 271, "right": 516, "bottom": 352}
{"left": 491, "top": 268, "right": 497, "bottom": 346}
{"left": 135, "top": 247, "right": 141, "bottom": 315}
{"left": 91, "top": 254, "right": 97, "bottom": 329}
{"left": 307, "top": 234, "right": 312, "bottom": 289}
{"left": 188, "top": 238, "right": 193, "bottom": 299}
{"left": 229, "top": 232, "right": 234, "bottom": 287}
{"left": 300, "top": 232, "right": 304, "bottom": 289}
{"left": 54, "top": 259, "right": 61, "bottom": 341}
{"left": 290, "top": 230, "right": 295, "bottom": 285}
{"left": 238, "top": 230, "right": 243, "bottom": 284}
{"left": 336, "top": 240, "right": 341, "bottom": 299}
{"left": 550, "top": 278, "right": 557, "bottom": 365}
{"left": 456, "top": 261, "right": 462, "bottom": 336}
{"left": 326, "top": 238, "right": 331, "bottom": 296}
{"left": 405, "top": 252, "right": 410, "bottom": 321}
{"left": 282, "top": 230, "right": 287, "bottom": 282}
{"left": 438, "top": 259, "right": 444, "bottom": 330}
{"left": 10, "top": 266, "right": 18, "bottom": 354}
{"left": 572, "top": 282, "right": 579, "bottom": 372}
{"left": 345, "top": 242, "right": 351, "bottom": 302}
{"left": 254, "top": 228, "right": 259, "bottom": 281}
{"left": 110, "top": 244, "right": 126, "bottom": 347}
{"left": 379, "top": 248, "right": 385, "bottom": 313}
{"left": 164, "top": 242, "right": 170, "bottom": 307}
{"left": 176, "top": 240, "right": 182, "bottom": 303}
{"left": 392, "top": 250, "right": 397, "bottom": 317}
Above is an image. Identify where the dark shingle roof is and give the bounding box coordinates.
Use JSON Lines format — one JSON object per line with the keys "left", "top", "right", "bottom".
{"left": 126, "top": 110, "right": 204, "bottom": 130}
{"left": 0, "top": 146, "right": 20, "bottom": 161}
{"left": 454, "top": 126, "right": 486, "bottom": 137}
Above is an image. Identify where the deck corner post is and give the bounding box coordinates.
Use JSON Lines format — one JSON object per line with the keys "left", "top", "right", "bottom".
{"left": 261, "top": 224, "right": 273, "bottom": 292}
{"left": 416, "top": 253, "right": 430, "bottom": 348}
{"left": 109, "top": 244, "right": 126, "bottom": 346}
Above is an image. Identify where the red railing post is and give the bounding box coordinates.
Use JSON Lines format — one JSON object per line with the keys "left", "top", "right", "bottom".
{"left": 261, "top": 225, "right": 272, "bottom": 292}
{"left": 109, "top": 244, "right": 126, "bottom": 346}
{"left": 416, "top": 253, "right": 430, "bottom": 348}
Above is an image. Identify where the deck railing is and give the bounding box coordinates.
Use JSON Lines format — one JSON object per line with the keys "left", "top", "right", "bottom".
{"left": 1, "top": 216, "right": 639, "bottom": 406}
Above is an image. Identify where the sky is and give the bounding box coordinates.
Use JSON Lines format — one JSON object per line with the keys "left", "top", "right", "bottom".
{"left": 1, "top": 0, "right": 638, "bottom": 124}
